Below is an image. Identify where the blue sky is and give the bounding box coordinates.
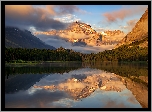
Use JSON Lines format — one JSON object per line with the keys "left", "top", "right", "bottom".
{"left": 50, "top": 5, "right": 147, "bottom": 34}
{"left": 74, "top": 5, "right": 147, "bottom": 33}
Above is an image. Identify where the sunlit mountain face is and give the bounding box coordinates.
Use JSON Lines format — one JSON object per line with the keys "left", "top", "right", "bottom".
{"left": 34, "top": 22, "right": 126, "bottom": 46}
{"left": 5, "top": 5, "right": 148, "bottom": 53}
{"left": 115, "top": 8, "right": 148, "bottom": 48}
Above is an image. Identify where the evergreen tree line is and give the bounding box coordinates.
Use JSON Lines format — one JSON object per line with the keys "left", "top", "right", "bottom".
{"left": 5, "top": 47, "right": 82, "bottom": 62}
{"left": 83, "top": 45, "right": 148, "bottom": 62}
{"left": 5, "top": 44, "right": 148, "bottom": 63}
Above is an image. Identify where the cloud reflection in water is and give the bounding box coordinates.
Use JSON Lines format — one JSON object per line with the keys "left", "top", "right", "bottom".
{"left": 5, "top": 68, "right": 142, "bottom": 108}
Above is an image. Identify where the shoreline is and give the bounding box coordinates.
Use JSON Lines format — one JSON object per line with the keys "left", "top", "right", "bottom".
{"left": 5, "top": 60, "right": 147, "bottom": 64}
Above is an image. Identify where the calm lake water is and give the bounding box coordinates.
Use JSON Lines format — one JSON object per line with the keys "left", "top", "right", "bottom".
{"left": 5, "top": 62, "right": 148, "bottom": 108}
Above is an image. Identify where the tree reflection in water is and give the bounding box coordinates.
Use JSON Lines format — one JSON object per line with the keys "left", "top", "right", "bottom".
{"left": 5, "top": 62, "right": 148, "bottom": 108}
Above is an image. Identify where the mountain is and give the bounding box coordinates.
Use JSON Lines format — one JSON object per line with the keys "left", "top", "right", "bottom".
{"left": 115, "top": 8, "right": 148, "bottom": 48}
{"left": 101, "top": 30, "right": 126, "bottom": 45}
{"left": 34, "top": 22, "right": 125, "bottom": 46}
{"left": 5, "top": 27, "right": 56, "bottom": 49}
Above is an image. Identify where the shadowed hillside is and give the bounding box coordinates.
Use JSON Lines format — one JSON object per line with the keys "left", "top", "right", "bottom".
{"left": 5, "top": 27, "right": 56, "bottom": 50}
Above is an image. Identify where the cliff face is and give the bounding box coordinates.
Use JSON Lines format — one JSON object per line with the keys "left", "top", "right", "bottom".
{"left": 115, "top": 8, "right": 148, "bottom": 48}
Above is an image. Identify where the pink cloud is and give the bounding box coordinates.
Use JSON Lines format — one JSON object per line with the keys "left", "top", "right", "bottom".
{"left": 103, "top": 5, "right": 147, "bottom": 23}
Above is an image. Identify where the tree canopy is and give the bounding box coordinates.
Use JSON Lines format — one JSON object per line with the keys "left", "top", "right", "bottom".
{"left": 5, "top": 42, "right": 148, "bottom": 63}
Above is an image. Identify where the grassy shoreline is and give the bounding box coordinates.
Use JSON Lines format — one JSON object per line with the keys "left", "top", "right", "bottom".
{"left": 5, "top": 61, "right": 82, "bottom": 65}
{"left": 5, "top": 61, "right": 147, "bottom": 67}
{"left": 5, "top": 60, "right": 147, "bottom": 64}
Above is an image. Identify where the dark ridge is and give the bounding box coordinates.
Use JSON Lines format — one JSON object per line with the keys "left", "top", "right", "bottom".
{"left": 5, "top": 26, "right": 56, "bottom": 50}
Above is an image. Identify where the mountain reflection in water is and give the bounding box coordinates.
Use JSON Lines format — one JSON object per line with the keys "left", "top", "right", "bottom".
{"left": 5, "top": 62, "right": 145, "bottom": 108}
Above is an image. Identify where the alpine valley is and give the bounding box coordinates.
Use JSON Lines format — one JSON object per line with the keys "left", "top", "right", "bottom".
{"left": 4, "top": 5, "right": 149, "bottom": 109}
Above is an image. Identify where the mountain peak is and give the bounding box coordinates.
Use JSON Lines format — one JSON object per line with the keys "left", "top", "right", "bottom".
{"left": 115, "top": 8, "right": 148, "bottom": 48}
{"left": 67, "top": 21, "right": 96, "bottom": 35}
{"left": 34, "top": 21, "right": 125, "bottom": 47}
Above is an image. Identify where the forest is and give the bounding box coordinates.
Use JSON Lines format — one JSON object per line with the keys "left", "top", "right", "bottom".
{"left": 83, "top": 45, "right": 148, "bottom": 62}
{"left": 5, "top": 42, "right": 148, "bottom": 63}
{"left": 5, "top": 47, "right": 82, "bottom": 63}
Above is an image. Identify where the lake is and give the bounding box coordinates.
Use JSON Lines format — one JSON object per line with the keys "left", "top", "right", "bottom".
{"left": 5, "top": 62, "right": 148, "bottom": 108}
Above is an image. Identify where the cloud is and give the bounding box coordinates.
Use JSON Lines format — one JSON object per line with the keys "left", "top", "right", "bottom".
{"left": 120, "top": 19, "right": 138, "bottom": 33}
{"left": 45, "top": 5, "right": 56, "bottom": 15}
{"left": 127, "top": 19, "right": 138, "bottom": 26}
{"left": 103, "top": 9, "right": 130, "bottom": 22}
{"left": 77, "top": 9, "right": 92, "bottom": 15}
{"left": 55, "top": 5, "right": 91, "bottom": 15}
{"left": 102, "top": 5, "right": 147, "bottom": 23}
{"left": 120, "top": 25, "right": 128, "bottom": 29}
{"left": 54, "top": 14, "right": 81, "bottom": 23}
{"left": 5, "top": 5, "right": 82, "bottom": 31}
{"left": 58, "top": 32, "right": 94, "bottom": 40}
{"left": 5, "top": 89, "right": 68, "bottom": 108}
{"left": 56, "top": 5, "right": 79, "bottom": 15}
{"left": 37, "top": 35, "right": 73, "bottom": 48}
{"left": 104, "top": 33, "right": 126, "bottom": 41}
{"left": 36, "top": 34, "right": 115, "bottom": 54}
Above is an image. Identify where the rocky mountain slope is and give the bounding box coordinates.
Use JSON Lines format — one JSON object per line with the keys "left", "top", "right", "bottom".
{"left": 115, "top": 8, "right": 148, "bottom": 48}
{"left": 101, "top": 30, "right": 126, "bottom": 45}
{"left": 34, "top": 22, "right": 125, "bottom": 46}
{"left": 5, "top": 27, "right": 56, "bottom": 49}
